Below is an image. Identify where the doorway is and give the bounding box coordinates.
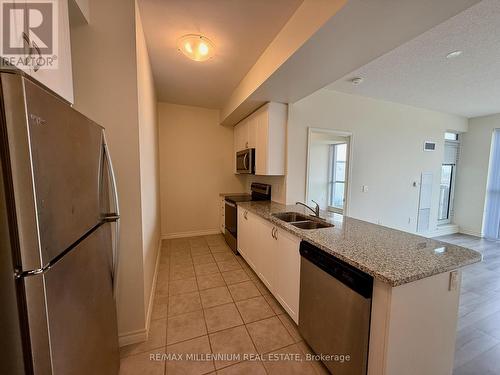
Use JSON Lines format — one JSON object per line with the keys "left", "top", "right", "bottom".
{"left": 306, "top": 128, "right": 351, "bottom": 215}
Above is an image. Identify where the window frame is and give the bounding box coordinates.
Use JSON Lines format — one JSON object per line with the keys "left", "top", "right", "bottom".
{"left": 438, "top": 163, "right": 455, "bottom": 224}
{"left": 438, "top": 136, "right": 460, "bottom": 226}
{"left": 327, "top": 143, "right": 347, "bottom": 214}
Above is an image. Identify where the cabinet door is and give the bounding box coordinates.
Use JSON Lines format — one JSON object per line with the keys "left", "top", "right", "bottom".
{"left": 27, "top": 0, "right": 74, "bottom": 103}
{"left": 247, "top": 114, "right": 257, "bottom": 149}
{"left": 255, "top": 108, "right": 268, "bottom": 175}
{"left": 237, "top": 207, "right": 249, "bottom": 259}
{"left": 254, "top": 103, "right": 286, "bottom": 176}
{"left": 234, "top": 119, "right": 249, "bottom": 152}
{"left": 253, "top": 216, "right": 277, "bottom": 292}
{"left": 275, "top": 228, "right": 301, "bottom": 324}
{"left": 1, "top": 1, "right": 30, "bottom": 73}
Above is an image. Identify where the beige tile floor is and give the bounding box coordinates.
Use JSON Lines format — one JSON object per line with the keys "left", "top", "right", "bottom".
{"left": 119, "top": 234, "right": 329, "bottom": 375}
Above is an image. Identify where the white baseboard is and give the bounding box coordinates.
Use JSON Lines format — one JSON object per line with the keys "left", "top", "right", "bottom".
{"left": 145, "top": 239, "right": 162, "bottom": 335}
{"left": 118, "top": 328, "right": 148, "bottom": 347}
{"left": 459, "top": 228, "right": 483, "bottom": 238}
{"left": 162, "top": 229, "right": 220, "bottom": 240}
{"left": 426, "top": 224, "right": 460, "bottom": 238}
{"left": 118, "top": 238, "right": 162, "bottom": 347}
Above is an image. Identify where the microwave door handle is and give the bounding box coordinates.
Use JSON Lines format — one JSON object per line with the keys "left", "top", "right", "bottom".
{"left": 102, "top": 131, "right": 120, "bottom": 299}
{"left": 243, "top": 153, "right": 248, "bottom": 171}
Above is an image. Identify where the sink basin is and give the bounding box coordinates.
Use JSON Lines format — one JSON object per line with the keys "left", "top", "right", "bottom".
{"left": 291, "top": 220, "right": 334, "bottom": 230}
{"left": 272, "top": 212, "right": 311, "bottom": 222}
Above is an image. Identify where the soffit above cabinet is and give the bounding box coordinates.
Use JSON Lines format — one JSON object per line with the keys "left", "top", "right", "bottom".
{"left": 219, "top": 0, "right": 480, "bottom": 126}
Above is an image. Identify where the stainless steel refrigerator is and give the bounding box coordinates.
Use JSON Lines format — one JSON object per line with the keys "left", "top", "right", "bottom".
{"left": 0, "top": 71, "right": 120, "bottom": 374}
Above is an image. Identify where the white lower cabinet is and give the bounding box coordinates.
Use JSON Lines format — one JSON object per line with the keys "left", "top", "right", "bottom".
{"left": 237, "top": 207, "right": 301, "bottom": 323}
{"left": 237, "top": 208, "right": 250, "bottom": 260}
{"left": 274, "top": 227, "right": 301, "bottom": 322}
{"left": 253, "top": 215, "right": 276, "bottom": 291}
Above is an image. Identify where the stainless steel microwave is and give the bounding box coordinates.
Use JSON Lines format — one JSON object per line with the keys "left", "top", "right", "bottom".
{"left": 236, "top": 148, "right": 255, "bottom": 174}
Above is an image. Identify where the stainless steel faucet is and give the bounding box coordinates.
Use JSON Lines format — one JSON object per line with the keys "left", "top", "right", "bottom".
{"left": 296, "top": 200, "right": 320, "bottom": 218}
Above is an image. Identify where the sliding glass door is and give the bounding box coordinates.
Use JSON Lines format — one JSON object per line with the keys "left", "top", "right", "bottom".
{"left": 484, "top": 129, "right": 500, "bottom": 239}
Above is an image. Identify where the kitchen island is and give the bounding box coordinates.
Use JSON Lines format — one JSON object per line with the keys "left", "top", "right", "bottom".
{"left": 236, "top": 200, "right": 481, "bottom": 375}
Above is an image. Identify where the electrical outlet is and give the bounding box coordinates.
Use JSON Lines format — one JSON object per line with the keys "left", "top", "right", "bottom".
{"left": 449, "top": 271, "right": 459, "bottom": 291}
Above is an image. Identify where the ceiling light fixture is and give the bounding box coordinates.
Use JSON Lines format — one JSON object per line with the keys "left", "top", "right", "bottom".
{"left": 177, "top": 34, "right": 215, "bottom": 62}
{"left": 446, "top": 50, "right": 463, "bottom": 59}
{"left": 350, "top": 77, "right": 364, "bottom": 85}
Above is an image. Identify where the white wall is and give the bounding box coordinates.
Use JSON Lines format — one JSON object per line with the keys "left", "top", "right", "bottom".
{"left": 71, "top": 0, "right": 161, "bottom": 344}
{"left": 306, "top": 131, "right": 349, "bottom": 209}
{"left": 307, "top": 141, "right": 330, "bottom": 208}
{"left": 454, "top": 114, "right": 500, "bottom": 236}
{"left": 245, "top": 175, "right": 286, "bottom": 204}
{"left": 135, "top": 1, "right": 161, "bottom": 323}
{"left": 158, "top": 103, "right": 246, "bottom": 238}
{"left": 287, "top": 89, "right": 468, "bottom": 233}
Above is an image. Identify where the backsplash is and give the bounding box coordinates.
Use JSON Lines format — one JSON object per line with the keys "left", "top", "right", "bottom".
{"left": 244, "top": 175, "right": 286, "bottom": 204}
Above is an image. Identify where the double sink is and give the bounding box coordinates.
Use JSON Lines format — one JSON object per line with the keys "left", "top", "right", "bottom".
{"left": 272, "top": 212, "right": 334, "bottom": 230}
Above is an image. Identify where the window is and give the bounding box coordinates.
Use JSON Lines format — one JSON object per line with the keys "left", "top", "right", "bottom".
{"left": 438, "top": 133, "right": 459, "bottom": 224}
{"left": 445, "top": 132, "right": 458, "bottom": 141}
{"left": 328, "top": 143, "right": 347, "bottom": 212}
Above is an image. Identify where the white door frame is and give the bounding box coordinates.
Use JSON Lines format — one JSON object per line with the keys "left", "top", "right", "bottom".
{"left": 305, "top": 127, "right": 353, "bottom": 216}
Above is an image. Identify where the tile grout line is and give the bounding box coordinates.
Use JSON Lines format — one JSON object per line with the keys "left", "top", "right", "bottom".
{"left": 123, "top": 236, "right": 304, "bottom": 372}
{"left": 190, "top": 239, "right": 217, "bottom": 373}
{"left": 215, "top": 249, "right": 270, "bottom": 374}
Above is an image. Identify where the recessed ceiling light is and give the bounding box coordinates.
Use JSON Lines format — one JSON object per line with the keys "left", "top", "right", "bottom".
{"left": 177, "top": 34, "right": 215, "bottom": 62}
{"left": 446, "top": 50, "right": 463, "bottom": 59}
{"left": 350, "top": 77, "right": 364, "bottom": 85}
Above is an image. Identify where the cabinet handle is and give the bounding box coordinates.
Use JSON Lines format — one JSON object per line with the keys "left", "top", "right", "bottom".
{"left": 245, "top": 141, "right": 249, "bottom": 149}
{"left": 271, "top": 227, "right": 278, "bottom": 240}
{"left": 31, "top": 41, "right": 42, "bottom": 72}
{"left": 244, "top": 211, "right": 248, "bottom": 220}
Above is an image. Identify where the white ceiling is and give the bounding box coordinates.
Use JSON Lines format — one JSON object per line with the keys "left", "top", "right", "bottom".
{"left": 137, "top": 0, "right": 302, "bottom": 108}
{"left": 327, "top": 0, "right": 500, "bottom": 119}
{"left": 222, "top": 0, "right": 480, "bottom": 125}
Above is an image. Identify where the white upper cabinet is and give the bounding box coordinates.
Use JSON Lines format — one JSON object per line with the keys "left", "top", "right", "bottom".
{"left": 0, "top": 0, "right": 74, "bottom": 103}
{"left": 255, "top": 103, "right": 287, "bottom": 176}
{"left": 27, "top": 0, "right": 74, "bottom": 103}
{"left": 234, "top": 119, "right": 248, "bottom": 152}
{"left": 247, "top": 114, "right": 257, "bottom": 149}
{"left": 233, "top": 102, "right": 287, "bottom": 176}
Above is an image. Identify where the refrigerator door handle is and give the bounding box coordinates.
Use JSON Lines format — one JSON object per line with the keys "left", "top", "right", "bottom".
{"left": 102, "top": 132, "right": 120, "bottom": 298}
{"left": 15, "top": 221, "right": 104, "bottom": 279}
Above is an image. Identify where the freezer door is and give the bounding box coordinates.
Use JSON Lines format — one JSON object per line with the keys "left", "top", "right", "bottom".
{"left": 43, "top": 223, "right": 118, "bottom": 375}
{"left": 23, "top": 78, "right": 104, "bottom": 264}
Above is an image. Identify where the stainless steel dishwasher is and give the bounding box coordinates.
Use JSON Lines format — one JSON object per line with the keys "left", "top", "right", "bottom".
{"left": 299, "top": 241, "right": 373, "bottom": 375}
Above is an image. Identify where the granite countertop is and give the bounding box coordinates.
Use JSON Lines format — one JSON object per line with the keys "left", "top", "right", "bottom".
{"left": 237, "top": 201, "right": 482, "bottom": 287}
